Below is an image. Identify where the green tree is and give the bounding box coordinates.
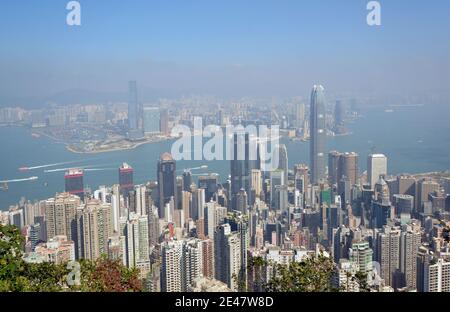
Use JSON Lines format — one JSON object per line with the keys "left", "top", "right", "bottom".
{"left": 0, "top": 225, "right": 26, "bottom": 291}
{"left": 76, "top": 257, "right": 142, "bottom": 292}
{"left": 0, "top": 224, "right": 143, "bottom": 292}
{"left": 264, "top": 254, "right": 337, "bottom": 292}
{"left": 353, "top": 271, "right": 370, "bottom": 292}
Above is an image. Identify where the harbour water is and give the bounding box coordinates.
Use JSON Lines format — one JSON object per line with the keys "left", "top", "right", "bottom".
{"left": 1, "top": 104, "right": 450, "bottom": 210}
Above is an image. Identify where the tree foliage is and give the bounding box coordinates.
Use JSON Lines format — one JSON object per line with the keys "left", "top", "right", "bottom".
{"left": 0, "top": 224, "right": 142, "bottom": 292}
{"left": 76, "top": 257, "right": 142, "bottom": 292}
{"left": 260, "top": 254, "right": 337, "bottom": 292}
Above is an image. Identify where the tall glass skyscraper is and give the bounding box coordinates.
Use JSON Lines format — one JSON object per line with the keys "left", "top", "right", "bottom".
{"left": 157, "top": 153, "right": 177, "bottom": 219}
{"left": 128, "top": 81, "right": 144, "bottom": 139}
{"left": 128, "top": 81, "right": 139, "bottom": 130}
{"left": 143, "top": 107, "right": 161, "bottom": 134}
{"left": 230, "top": 132, "right": 260, "bottom": 210}
{"left": 310, "top": 85, "right": 327, "bottom": 184}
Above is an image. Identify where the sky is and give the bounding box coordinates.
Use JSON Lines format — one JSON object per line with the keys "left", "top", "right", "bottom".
{"left": 0, "top": 0, "right": 449, "bottom": 101}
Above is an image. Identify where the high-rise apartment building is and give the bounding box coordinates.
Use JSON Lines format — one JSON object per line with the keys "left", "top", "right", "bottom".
{"left": 214, "top": 224, "right": 242, "bottom": 291}
{"left": 161, "top": 240, "right": 183, "bottom": 292}
{"left": 76, "top": 200, "right": 112, "bottom": 260}
{"left": 201, "top": 239, "right": 214, "bottom": 279}
{"left": 424, "top": 257, "right": 450, "bottom": 292}
{"left": 45, "top": 193, "right": 81, "bottom": 246}
{"left": 349, "top": 240, "right": 374, "bottom": 276}
{"left": 182, "top": 238, "right": 203, "bottom": 291}
{"left": 122, "top": 213, "right": 150, "bottom": 268}
{"left": 400, "top": 223, "right": 421, "bottom": 289}
{"left": 376, "top": 226, "right": 401, "bottom": 288}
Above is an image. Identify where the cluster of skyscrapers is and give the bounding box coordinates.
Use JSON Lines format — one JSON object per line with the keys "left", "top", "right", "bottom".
{"left": 3, "top": 85, "right": 450, "bottom": 293}
{"left": 127, "top": 80, "right": 169, "bottom": 140}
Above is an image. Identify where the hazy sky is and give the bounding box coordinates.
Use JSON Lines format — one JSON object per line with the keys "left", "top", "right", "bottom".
{"left": 1, "top": 0, "right": 449, "bottom": 100}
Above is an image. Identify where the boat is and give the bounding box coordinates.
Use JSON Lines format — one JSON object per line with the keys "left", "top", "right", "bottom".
{"left": 0, "top": 182, "right": 8, "bottom": 191}
{"left": 19, "top": 167, "right": 29, "bottom": 171}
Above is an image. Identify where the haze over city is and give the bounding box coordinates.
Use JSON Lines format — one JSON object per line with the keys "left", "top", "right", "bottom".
{"left": 2, "top": 0, "right": 450, "bottom": 301}
{"left": 1, "top": 0, "right": 450, "bottom": 104}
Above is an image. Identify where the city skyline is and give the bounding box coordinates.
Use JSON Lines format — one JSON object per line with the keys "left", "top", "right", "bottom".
{"left": 2, "top": 0, "right": 450, "bottom": 298}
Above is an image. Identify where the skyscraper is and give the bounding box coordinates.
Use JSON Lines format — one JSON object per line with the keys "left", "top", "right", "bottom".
{"left": 328, "top": 151, "right": 342, "bottom": 186}
{"left": 123, "top": 213, "right": 150, "bottom": 268}
{"left": 45, "top": 193, "right": 81, "bottom": 245}
{"left": 235, "top": 189, "right": 248, "bottom": 213}
{"left": 393, "top": 194, "right": 414, "bottom": 215}
{"left": 201, "top": 239, "right": 214, "bottom": 279}
{"left": 161, "top": 240, "right": 183, "bottom": 292}
{"left": 127, "top": 81, "right": 144, "bottom": 139}
{"left": 274, "top": 144, "right": 288, "bottom": 184}
{"left": 367, "top": 154, "right": 388, "bottom": 189}
{"left": 295, "top": 102, "right": 305, "bottom": 129}
{"left": 270, "top": 169, "right": 285, "bottom": 209}
{"left": 340, "top": 152, "right": 359, "bottom": 186}
{"left": 376, "top": 226, "right": 401, "bottom": 288}
{"left": 160, "top": 109, "right": 169, "bottom": 136}
{"left": 400, "top": 223, "right": 421, "bottom": 289}
{"left": 76, "top": 199, "right": 112, "bottom": 260}
{"left": 230, "top": 132, "right": 258, "bottom": 210}
{"left": 417, "top": 179, "right": 440, "bottom": 214}
{"left": 128, "top": 80, "right": 139, "bottom": 130}
{"left": 157, "top": 153, "right": 177, "bottom": 219}
{"left": 119, "top": 163, "right": 134, "bottom": 198}
{"left": 182, "top": 170, "right": 192, "bottom": 192}
{"left": 182, "top": 238, "right": 203, "bottom": 291}
{"left": 198, "top": 174, "right": 219, "bottom": 202}
{"left": 309, "top": 85, "right": 327, "bottom": 184}
{"left": 423, "top": 257, "right": 450, "bottom": 292}
{"left": 214, "top": 224, "right": 242, "bottom": 291}
{"left": 349, "top": 240, "right": 373, "bottom": 277}
{"left": 64, "top": 169, "right": 84, "bottom": 201}
{"left": 333, "top": 100, "right": 347, "bottom": 134}
{"left": 143, "top": 107, "right": 161, "bottom": 134}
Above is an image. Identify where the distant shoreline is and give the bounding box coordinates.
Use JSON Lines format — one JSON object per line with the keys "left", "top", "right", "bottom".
{"left": 65, "top": 137, "right": 174, "bottom": 154}
{"left": 31, "top": 128, "right": 174, "bottom": 154}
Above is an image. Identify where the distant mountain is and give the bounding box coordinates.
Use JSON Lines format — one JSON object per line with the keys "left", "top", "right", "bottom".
{"left": 0, "top": 87, "right": 192, "bottom": 109}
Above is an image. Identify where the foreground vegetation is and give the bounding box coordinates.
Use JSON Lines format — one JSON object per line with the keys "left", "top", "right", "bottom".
{"left": 0, "top": 224, "right": 142, "bottom": 292}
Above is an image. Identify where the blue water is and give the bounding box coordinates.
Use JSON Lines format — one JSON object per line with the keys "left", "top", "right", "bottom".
{"left": 1, "top": 104, "right": 450, "bottom": 210}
